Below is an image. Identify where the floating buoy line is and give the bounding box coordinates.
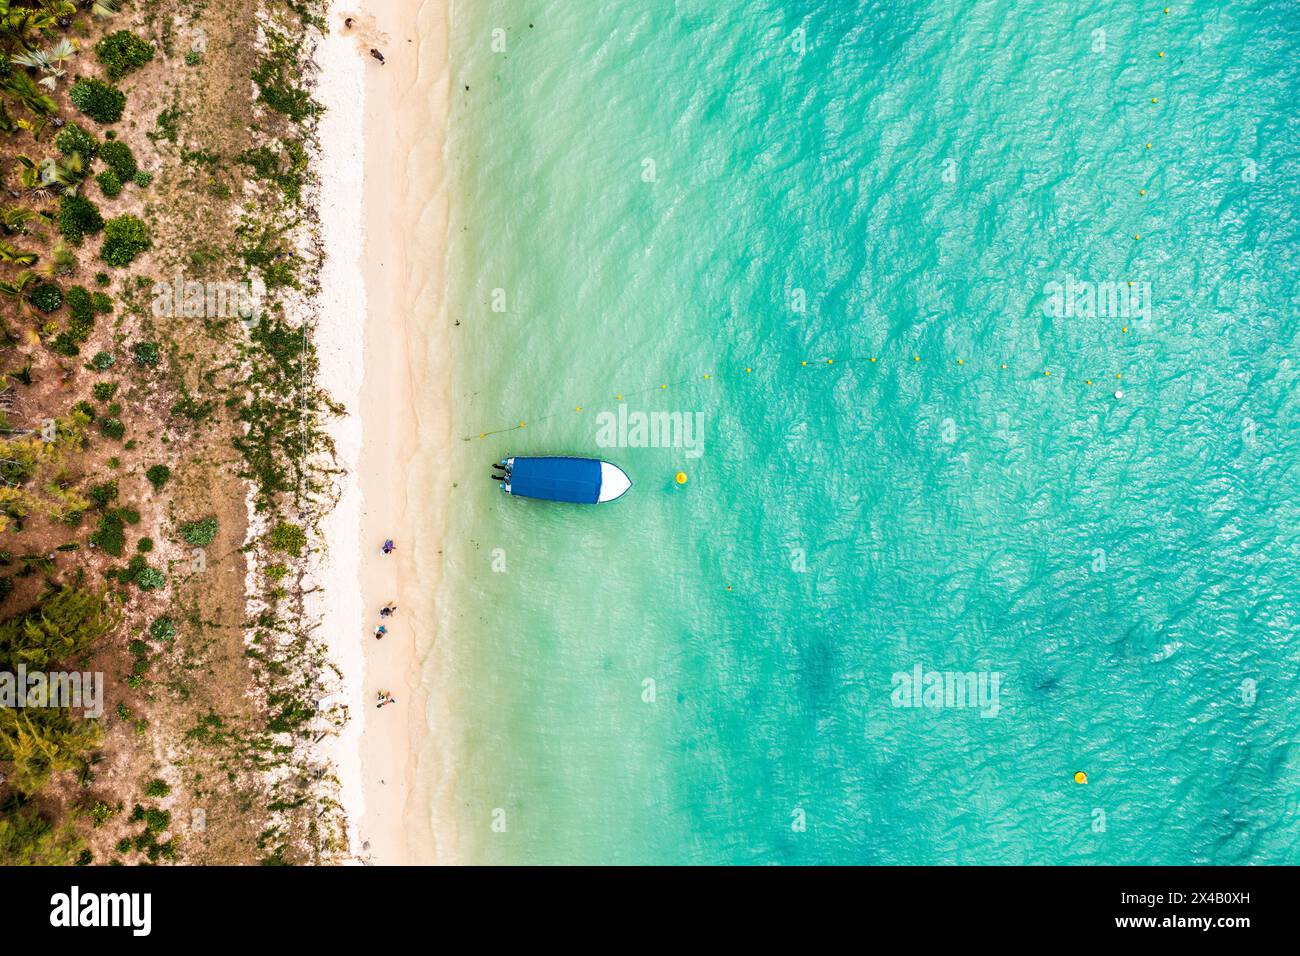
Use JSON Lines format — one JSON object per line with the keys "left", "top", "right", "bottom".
{"left": 463, "top": 352, "right": 1133, "bottom": 441}
{"left": 467, "top": 5, "right": 1174, "bottom": 444}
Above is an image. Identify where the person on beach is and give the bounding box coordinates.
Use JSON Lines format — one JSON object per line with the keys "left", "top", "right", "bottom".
{"left": 380, "top": 602, "right": 397, "bottom": 618}
{"left": 344, "top": 17, "right": 353, "bottom": 28}
{"left": 370, "top": 48, "right": 385, "bottom": 64}
{"left": 382, "top": 539, "right": 395, "bottom": 554}
{"left": 376, "top": 691, "right": 395, "bottom": 708}
{"left": 374, "top": 625, "right": 387, "bottom": 640}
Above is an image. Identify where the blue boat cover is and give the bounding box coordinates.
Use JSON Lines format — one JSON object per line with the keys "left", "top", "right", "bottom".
{"left": 509, "top": 457, "right": 602, "bottom": 504}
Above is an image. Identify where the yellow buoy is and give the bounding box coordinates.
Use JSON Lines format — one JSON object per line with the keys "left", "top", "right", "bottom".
{"left": 675, "top": 471, "right": 688, "bottom": 485}
{"left": 1074, "top": 771, "right": 1088, "bottom": 785}
{"left": 1145, "top": 142, "right": 1152, "bottom": 149}
{"left": 1158, "top": 51, "right": 1164, "bottom": 58}
{"left": 1140, "top": 188, "right": 1146, "bottom": 195}
{"left": 870, "top": 357, "right": 877, "bottom": 363}
{"left": 826, "top": 358, "right": 833, "bottom": 365}
{"left": 745, "top": 367, "right": 752, "bottom": 373}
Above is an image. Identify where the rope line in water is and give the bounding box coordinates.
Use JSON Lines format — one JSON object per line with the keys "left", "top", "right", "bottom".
{"left": 462, "top": 352, "right": 1132, "bottom": 442}
{"left": 467, "top": 5, "right": 1173, "bottom": 444}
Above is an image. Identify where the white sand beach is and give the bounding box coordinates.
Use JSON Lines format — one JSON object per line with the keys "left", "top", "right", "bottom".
{"left": 315, "top": 0, "right": 451, "bottom": 864}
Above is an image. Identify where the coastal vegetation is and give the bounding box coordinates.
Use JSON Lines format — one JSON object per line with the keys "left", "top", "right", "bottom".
{"left": 0, "top": 0, "right": 344, "bottom": 863}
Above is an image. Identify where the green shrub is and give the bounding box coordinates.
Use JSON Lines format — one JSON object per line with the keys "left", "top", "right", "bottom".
{"left": 28, "top": 282, "right": 62, "bottom": 313}
{"left": 89, "top": 801, "right": 118, "bottom": 827}
{"left": 94, "top": 272, "right": 110, "bottom": 286}
{"left": 91, "top": 382, "right": 117, "bottom": 402}
{"left": 69, "top": 78, "right": 126, "bottom": 124}
{"left": 66, "top": 286, "right": 95, "bottom": 340}
{"left": 87, "top": 480, "right": 117, "bottom": 509}
{"left": 269, "top": 521, "right": 306, "bottom": 557}
{"left": 55, "top": 122, "right": 98, "bottom": 159}
{"left": 95, "top": 30, "right": 155, "bottom": 80}
{"left": 50, "top": 333, "right": 79, "bottom": 357}
{"left": 90, "top": 351, "right": 115, "bottom": 370}
{"left": 135, "top": 537, "right": 152, "bottom": 553}
{"left": 58, "top": 194, "right": 104, "bottom": 245}
{"left": 143, "top": 808, "right": 170, "bottom": 833}
{"left": 131, "top": 341, "right": 159, "bottom": 366}
{"left": 144, "top": 779, "right": 170, "bottom": 798}
{"left": 96, "top": 169, "right": 122, "bottom": 198}
{"left": 144, "top": 464, "right": 170, "bottom": 490}
{"left": 134, "top": 567, "right": 165, "bottom": 591}
{"left": 90, "top": 512, "right": 125, "bottom": 555}
{"left": 252, "top": 59, "right": 318, "bottom": 122}
{"left": 99, "top": 417, "right": 125, "bottom": 440}
{"left": 100, "top": 215, "right": 149, "bottom": 266}
{"left": 91, "top": 292, "right": 113, "bottom": 313}
{"left": 133, "top": 170, "right": 152, "bottom": 187}
{"left": 99, "top": 140, "right": 137, "bottom": 181}
{"left": 149, "top": 617, "right": 176, "bottom": 642}
{"left": 180, "top": 516, "right": 217, "bottom": 546}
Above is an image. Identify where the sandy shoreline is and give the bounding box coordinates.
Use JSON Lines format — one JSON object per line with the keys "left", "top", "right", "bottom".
{"left": 316, "top": 0, "right": 452, "bottom": 864}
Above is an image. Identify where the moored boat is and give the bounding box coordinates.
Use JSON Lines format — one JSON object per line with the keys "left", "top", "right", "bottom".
{"left": 492, "top": 456, "right": 632, "bottom": 504}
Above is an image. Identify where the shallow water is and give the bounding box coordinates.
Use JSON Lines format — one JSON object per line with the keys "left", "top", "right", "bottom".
{"left": 430, "top": 0, "right": 1300, "bottom": 864}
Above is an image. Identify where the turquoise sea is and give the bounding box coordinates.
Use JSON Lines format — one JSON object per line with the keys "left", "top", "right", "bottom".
{"left": 434, "top": 0, "right": 1300, "bottom": 864}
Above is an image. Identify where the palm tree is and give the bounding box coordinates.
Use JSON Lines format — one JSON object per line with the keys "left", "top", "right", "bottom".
{"left": 87, "top": 0, "right": 118, "bottom": 19}
{"left": 0, "top": 205, "right": 38, "bottom": 235}
{"left": 13, "top": 155, "right": 48, "bottom": 200}
{"left": 0, "top": 2, "right": 60, "bottom": 49}
{"left": 39, "top": 151, "right": 86, "bottom": 189}
{"left": 0, "top": 70, "right": 57, "bottom": 118}
{"left": 38, "top": 239, "right": 74, "bottom": 275}
{"left": 0, "top": 240, "right": 38, "bottom": 266}
{"left": 13, "top": 152, "right": 85, "bottom": 199}
{"left": 0, "top": 269, "right": 38, "bottom": 300}
{"left": 12, "top": 39, "right": 77, "bottom": 89}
